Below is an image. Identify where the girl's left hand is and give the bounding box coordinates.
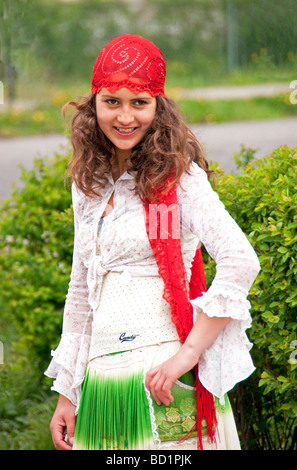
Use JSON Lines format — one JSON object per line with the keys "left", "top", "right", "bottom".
{"left": 145, "top": 357, "right": 177, "bottom": 406}
{"left": 145, "top": 348, "right": 198, "bottom": 406}
{"left": 145, "top": 313, "right": 231, "bottom": 406}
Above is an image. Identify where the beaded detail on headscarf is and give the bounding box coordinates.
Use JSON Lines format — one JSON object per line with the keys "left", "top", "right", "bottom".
{"left": 91, "top": 34, "right": 167, "bottom": 98}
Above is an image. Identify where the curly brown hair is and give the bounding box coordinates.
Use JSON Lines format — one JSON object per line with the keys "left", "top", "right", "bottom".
{"left": 64, "top": 92, "right": 214, "bottom": 202}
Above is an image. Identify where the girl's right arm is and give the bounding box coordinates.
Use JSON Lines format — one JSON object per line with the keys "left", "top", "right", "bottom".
{"left": 45, "top": 184, "right": 92, "bottom": 449}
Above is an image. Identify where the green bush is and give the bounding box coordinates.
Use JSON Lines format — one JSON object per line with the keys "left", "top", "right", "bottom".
{"left": 213, "top": 145, "right": 297, "bottom": 450}
{"left": 0, "top": 144, "right": 296, "bottom": 449}
{"left": 0, "top": 151, "right": 73, "bottom": 371}
{"left": 0, "top": 365, "right": 56, "bottom": 450}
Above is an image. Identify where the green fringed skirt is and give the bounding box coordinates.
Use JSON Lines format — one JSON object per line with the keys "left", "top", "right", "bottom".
{"left": 73, "top": 342, "right": 241, "bottom": 450}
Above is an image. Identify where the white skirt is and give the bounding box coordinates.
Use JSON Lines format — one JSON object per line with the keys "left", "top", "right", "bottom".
{"left": 74, "top": 341, "right": 241, "bottom": 450}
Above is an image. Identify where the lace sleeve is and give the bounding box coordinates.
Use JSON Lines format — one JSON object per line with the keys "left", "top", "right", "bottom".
{"left": 44, "top": 184, "right": 92, "bottom": 412}
{"left": 178, "top": 163, "right": 260, "bottom": 402}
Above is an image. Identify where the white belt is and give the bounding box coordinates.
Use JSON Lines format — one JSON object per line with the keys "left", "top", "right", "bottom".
{"left": 87, "top": 254, "right": 159, "bottom": 311}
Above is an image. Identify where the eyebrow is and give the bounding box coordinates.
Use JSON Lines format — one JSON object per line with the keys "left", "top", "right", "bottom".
{"left": 100, "top": 94, "right": 153, "bottom": 101}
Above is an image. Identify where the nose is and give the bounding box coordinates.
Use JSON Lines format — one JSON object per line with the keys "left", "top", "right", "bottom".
{"left": 117, "top": 106, "right": 134, "bottom": 126}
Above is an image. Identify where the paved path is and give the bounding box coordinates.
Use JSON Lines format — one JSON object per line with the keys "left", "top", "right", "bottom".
{"left": 193, "top": 117, "right": 297, "bottom": 172}
{"left": 0, "top": 117, "right": 296, "bottom": 202}
{"left": 0, "top": 134, "right": 70, "bottom": 201}
{"left": 180, "top": 82, "right": 291, "bottom": 100}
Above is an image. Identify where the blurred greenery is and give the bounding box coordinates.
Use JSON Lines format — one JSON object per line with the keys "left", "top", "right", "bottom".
{"left": 1, "top": 0, "right": 297, "bottom": 115}
{"left": 179, "top": 94, "right": 297, "bottom": 125}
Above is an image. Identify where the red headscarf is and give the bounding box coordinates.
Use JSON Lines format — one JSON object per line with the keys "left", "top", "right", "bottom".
{"left": 91, "top": 34, "right": 167, "bottom": 97}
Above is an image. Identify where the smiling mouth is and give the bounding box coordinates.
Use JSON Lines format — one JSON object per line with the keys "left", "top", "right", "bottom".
{"left": 114, "top": 127, "right": 138, "bottom": 136}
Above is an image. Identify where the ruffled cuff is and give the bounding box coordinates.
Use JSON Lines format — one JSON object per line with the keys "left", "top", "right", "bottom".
{"left": 190, "top": 285, "right": 255, "bottom": 403}
{"left": 44, "top": 333, "right": 91, "bottom": 414}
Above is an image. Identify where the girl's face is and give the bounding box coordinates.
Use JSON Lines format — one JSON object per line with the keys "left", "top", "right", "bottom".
{"left": 96, "top": 88, "right": 157, "bottom": 159}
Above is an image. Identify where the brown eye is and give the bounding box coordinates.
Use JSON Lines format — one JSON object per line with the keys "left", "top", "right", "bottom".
{"left": 106, "top": 99, "right": 119, "bottom": 105}
{"left": 134, "top": 100, "right": 147, "bottom": 106}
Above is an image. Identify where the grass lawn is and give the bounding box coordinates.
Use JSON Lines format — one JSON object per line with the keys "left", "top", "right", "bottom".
{"left": 177, "top": 94, "right": 297, "bottom": 124}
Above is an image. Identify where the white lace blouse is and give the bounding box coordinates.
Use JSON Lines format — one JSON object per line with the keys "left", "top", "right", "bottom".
{"left": 45, "top": 162, "right": 260, "bottom": 410}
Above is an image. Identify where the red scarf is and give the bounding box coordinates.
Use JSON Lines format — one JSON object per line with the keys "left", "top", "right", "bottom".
{"left": 143, "top": 182, "right": 217, "bottom": 449}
